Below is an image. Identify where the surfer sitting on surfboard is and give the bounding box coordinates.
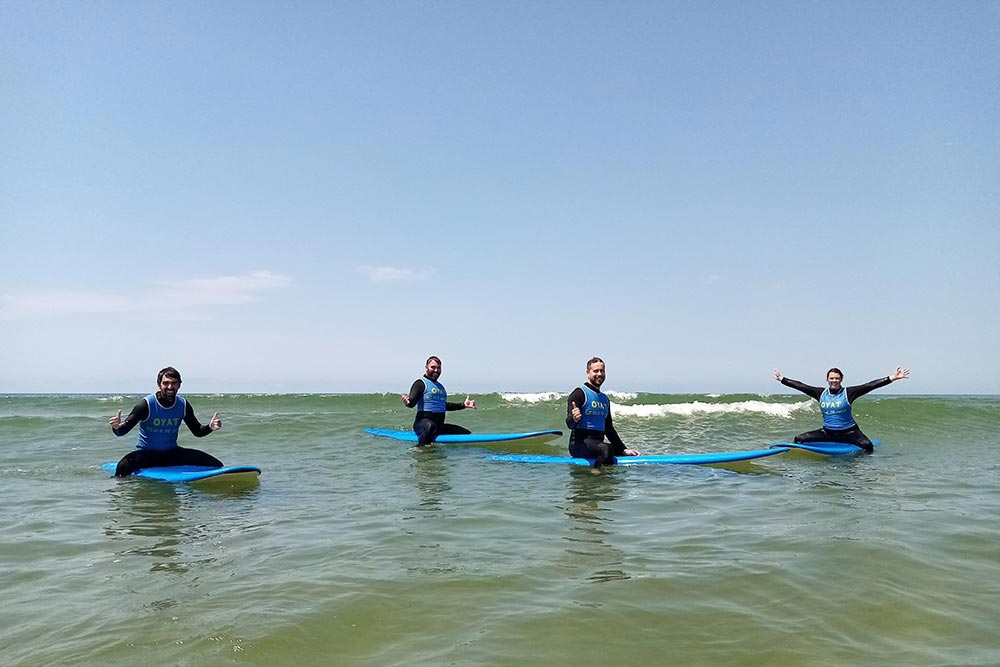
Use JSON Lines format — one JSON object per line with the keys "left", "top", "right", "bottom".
{"left": 566, "top": 357, "right": 640, "bottom": 467}
{"left": 772, "top": 366, "right": 909, "bottom": 453}
{"left": 401, "top": 356, "right": 475, "bottom": 445}
{"left": 108, "top": 366, "right": 224, "bottom": 476}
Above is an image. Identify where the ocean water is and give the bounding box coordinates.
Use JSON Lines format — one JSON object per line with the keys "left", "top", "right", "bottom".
{"left": 1, "top": 392, "right": 998, "bottom": 667}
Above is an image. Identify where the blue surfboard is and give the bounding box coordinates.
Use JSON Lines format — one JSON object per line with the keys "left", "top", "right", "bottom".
{"left": 769, "top": 439, "right": 880, "bottom": 456}
{"left": 365, "top": 427, "right": 563, "bottom": 444}
{"left": 101, "top": 462, "right": 261, "bottom": 483}
{"left": 485, "top": 447, "right": 789, "bottom": 466}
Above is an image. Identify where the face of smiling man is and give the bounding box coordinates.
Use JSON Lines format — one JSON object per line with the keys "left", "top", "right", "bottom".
{"left": 586, "top": 360, "right": 606, "bottom": 388}
{"left": 425, "top": 358, "right": 442, "bottom": 382}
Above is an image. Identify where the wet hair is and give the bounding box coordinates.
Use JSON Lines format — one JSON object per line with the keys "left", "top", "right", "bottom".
{"left": 586, "top": 357, "right": 605, "bottom": 370}
{"left": 425, "top": 356, "right": 442, "bottom": 366}
{"left": 826, "top": 367, "right": 844, "bottom": 380}
{"left": 157, "top": 367, "right": 182, "bottom": 385}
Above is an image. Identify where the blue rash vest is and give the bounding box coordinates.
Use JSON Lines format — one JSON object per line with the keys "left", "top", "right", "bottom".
{"left": 819, "top": 388, "right": 856, "bottom": 430}
{"left": 136, "top": 393, "right": 187, "bottom": 451}
{"left": 576, "top": 385, "right": 610, "bottom": 431}
{"left": 417, "top": 378, "right": 448, "bottom": 414}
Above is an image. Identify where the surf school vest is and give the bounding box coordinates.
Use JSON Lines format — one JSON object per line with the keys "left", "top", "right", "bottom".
{"left": 136, "top": 394, "right": 187, "bottom": 451}
{"left": 819, "top": 388, "right": 856, "bottom": 430}
{"left": 417, "top": 378, "right": 448, "bottom": 413}
{"left": 577, "top": 385, "right": 610, "bottom": 431}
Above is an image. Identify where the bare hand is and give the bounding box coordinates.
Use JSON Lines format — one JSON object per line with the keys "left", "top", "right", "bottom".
{"left": 773, "top": 369, "right": 783, "bottom": 382}
{"left": 109, "top": 409, "right": 123, "bottom": 430}
{"left": 623, "top": 448, "right": 640, "bottom": 456}
{"left": 464, "top": 395, "right": 476, "bottom": 409}
{"left": 209, "top": 412, "right": 222, "bottom": 430}
{"left": 890, "top": 367, "right": 910, "bottom": 382}
{"left": 570, "top": 401, "right": 581, "bottom": 422}
{"left": 400, "top": 394, "right": 410, "bottom": 406}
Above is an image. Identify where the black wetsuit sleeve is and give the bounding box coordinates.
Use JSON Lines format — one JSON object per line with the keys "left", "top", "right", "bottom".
{"left": 566, "top": 387, "right": 587, "bottom": 430}
{"left": 445, "top": 401, "right": 466, "bottom": 411}
{"left": 112, "top": 399, "right": 148, "bottom": 437}
{"left": 184, "top": 402, "right": 213, "bottom": 437}
{"left": 404, "top": 380, "right": 425, "bottom": 409}
{"left": 846, "top": 377, "right": 893, "bottom": 403}
{"left": 780, "top": 378, "right": 824, "bottom": 401}
{"left": 604, "top": 417, "right": 627, "bottom": 455}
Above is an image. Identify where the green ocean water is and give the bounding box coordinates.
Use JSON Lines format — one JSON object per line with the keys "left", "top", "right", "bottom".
{"left": 1, "top": 392, "right": 998, "bottom": 667}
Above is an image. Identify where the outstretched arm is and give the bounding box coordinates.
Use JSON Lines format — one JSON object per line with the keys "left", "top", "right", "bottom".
{"left": 847, "top": 367, "right": 909, "bottom": 403}
{"left": 773, "top": 370, "right": 824, "bottom": 400}
{"left": 446, "top": 396, "right": 475, "bottom": 411}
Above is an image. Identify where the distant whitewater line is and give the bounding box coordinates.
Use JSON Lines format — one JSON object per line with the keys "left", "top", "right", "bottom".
{"left": 613, "top": 399, "right": 814, "bottom": 419}
{"left": 499, "top": 391, "right": 564, "bottom": 403}
{"left": 497, "top": 392, "right": 813, "bottom": 419}
{"left": 499, "top": 391, "right": 640, "bottom": 403}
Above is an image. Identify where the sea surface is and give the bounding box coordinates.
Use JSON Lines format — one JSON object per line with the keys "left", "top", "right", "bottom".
{"left": 1, "top": 392, "right": 998, "bottom": 667}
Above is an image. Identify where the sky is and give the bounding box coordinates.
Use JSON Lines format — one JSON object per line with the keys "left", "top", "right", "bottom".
{"left": 1, "top": 2, "right": 998, "bottom": 394}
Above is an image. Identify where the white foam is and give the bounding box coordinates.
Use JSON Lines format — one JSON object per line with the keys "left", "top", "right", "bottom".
{"left": 499, "top": 392, "right": 563, "bottom": 403}
{"left": 605, "top": 391, "right": 638, "bottom": 401}
{"left": 612, "top": 399, "right": 814, "bottom": 419}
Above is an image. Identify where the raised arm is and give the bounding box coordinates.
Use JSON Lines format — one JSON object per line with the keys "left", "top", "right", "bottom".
{"left": 847, "top": 367, "right": 909, "bottom": 403}
{"left": 773, "top": 370, "right": 824, "bottom": 401}
{"left": 110, "top": 399, "right": 148, "bottom": 436}
{"left": 184, "top": 403, "right": 220, "bottom": 437}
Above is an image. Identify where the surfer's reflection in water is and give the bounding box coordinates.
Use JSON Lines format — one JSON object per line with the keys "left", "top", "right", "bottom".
{"left": 407, "top": 447, "right": 452, "bottom": 514}
{"left": 103, "top": 481, "right": 188, "bottom": 574}
{"left": 562, "top": 467, "right": 630, "bottom": 582}
{"left": 103, "top": 480, "right": 249, "bottom": 574}
{"left": 399, "top": 448, "right": 462, "bottom": 576}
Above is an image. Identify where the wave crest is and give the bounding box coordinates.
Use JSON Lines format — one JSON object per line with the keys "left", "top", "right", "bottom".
{"left": 613, "top": 399, "right": 813, "bottom": 419}
{"left": 499, "top": 392, "right": 563, "bottom": 403}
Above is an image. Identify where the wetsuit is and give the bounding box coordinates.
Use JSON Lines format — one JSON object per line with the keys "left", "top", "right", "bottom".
{"left": 780, "top": 376, "right": 894, "bottom": 453}
{"left": 111, "top": 393, "right": 222, "bottom": 476}
{"left": 404, "top": 378, "right": 471, "bottom": 445}
{"left": 566, "top": 384, "right": 627, "bottom": 467}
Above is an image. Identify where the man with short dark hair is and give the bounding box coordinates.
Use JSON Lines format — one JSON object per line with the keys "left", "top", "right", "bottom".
{"left": 566, "top": 357, "right": 640, "bottom": 467}
{"left": 401, "top": 356, "right": 475, "bottom": 445}
{"left": 109, "top": 367, "right": 224, "bottom": 476}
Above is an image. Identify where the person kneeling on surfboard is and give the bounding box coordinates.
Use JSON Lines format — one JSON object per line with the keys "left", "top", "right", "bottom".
{"left": 566, "top": 357, "right": 640, "bottom": 467}
{"left": 108, "top": 367, "right": 224, "bottom": 476}
{"left": 401, "top": 356, "right": 475, "bottom": 445}
{"left": 772, "top": 366, "right": 909, "bottom": 453}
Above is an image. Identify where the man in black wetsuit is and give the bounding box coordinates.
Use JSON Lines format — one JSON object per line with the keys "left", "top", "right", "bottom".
{"left": 109, "top": 367, "right": 224, "bottom": 476}
{"left": 400, "top": 356, "right": 476, "bottom": 445}
{"left": 566, "top": 357, "right": 640, "bottom": 467}
{"left": 773, "top": 366, "right": 910, "bottom": 453}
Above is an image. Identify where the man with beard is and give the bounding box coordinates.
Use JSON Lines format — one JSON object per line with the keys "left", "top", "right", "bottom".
{"left": 401, "top": 356, "right": 476, "bottom": 445}
{"left": 566, "top": 357, "right": 640, "bottom": 467}
{"left": 109, "top": 367, "right": 223, "bottom": 476}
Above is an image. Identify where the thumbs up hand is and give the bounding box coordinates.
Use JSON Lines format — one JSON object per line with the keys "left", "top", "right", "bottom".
{"left": 109, "top": 409, "right": 123, "bottom": 430}
{"left": 464, "top": 396, "right": 476, "bottom": 409}
{"left": 571, "top": 401, "right": 581, "bottom": 422}
{"left": 209, "top": 412, "right": 222, "bottom": 431}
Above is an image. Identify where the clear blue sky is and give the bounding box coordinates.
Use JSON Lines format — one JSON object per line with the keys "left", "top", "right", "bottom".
{"left": 2, "top": 2, "right": 997, "bottom": 394}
